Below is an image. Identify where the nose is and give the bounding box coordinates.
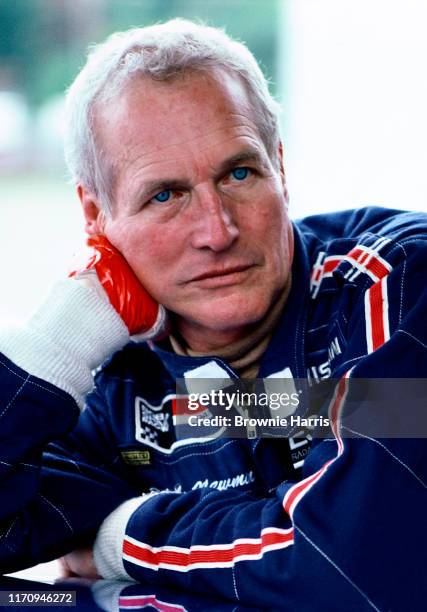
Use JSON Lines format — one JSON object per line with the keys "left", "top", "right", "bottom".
{"left": 190, "top": 187, "right": 239, "bottom": 252}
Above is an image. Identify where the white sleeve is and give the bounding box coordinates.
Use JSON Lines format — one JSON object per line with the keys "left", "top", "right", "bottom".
{"left": 93, "top": 493, "right": 160, "bottom": 580}
{"left": 0, "top": 279, "right": 129, "bottom": 406}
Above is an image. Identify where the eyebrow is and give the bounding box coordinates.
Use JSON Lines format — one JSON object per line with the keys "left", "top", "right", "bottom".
{"left": 214, "top": 149, "right": 265, "bottom": 176}
{"left": 137, "top": 178, "right": 188, "bottom": 202}
{"left": 134, "top": 148, "right": 265, "bottom": 205}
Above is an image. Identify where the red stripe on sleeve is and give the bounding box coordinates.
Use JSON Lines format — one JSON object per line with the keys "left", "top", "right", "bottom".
{"left": 369, "top": 282, "right": 385, "bottom": 350}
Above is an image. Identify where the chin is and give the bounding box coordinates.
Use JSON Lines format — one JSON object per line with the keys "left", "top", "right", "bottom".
{"left": 193, "top": 294, "right": 271, "bottom": 332}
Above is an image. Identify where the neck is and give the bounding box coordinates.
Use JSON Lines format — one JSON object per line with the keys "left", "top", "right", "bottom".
{"left": 170, "top": 276, "right": 291, "bottom": 370}
{"left": 176, "top": 323, "right": 254, "bottom": 354}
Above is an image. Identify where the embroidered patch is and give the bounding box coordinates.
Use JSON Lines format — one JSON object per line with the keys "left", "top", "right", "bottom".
{"left": 135, "top": 394, "right": 176, "bottom": 451}
{"left": 121, "top": 450, "right": 151, "bottom": 466}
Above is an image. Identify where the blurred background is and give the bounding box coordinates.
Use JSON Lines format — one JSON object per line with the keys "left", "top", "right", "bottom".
{"left": 1, "top": 0, "right": 427, "bottom": 325}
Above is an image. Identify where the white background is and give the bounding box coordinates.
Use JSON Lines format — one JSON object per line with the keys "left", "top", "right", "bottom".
{"left": 283, "top": 0, "right": 427, "bottom": 217}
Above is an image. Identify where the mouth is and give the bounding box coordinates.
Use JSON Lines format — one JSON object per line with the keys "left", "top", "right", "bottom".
{"left": 187, "top": 264, "right": 256, "bottom": 287}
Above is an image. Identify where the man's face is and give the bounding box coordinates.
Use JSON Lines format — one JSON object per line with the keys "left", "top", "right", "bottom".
{"left": 91, "top": 71, "right": 293, "bottom": 349}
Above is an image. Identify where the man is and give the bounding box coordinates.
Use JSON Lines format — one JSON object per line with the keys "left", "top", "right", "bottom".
{"left": 0, "top": 19, "right": 426, "bottom": 610}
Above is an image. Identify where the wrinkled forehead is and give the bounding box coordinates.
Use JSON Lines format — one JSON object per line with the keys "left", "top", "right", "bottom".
{"left": 95, "top": 68, "right": 258, "bottom": 146}
{"left": 92, "top": 69, "right": 263, "bottom": 186}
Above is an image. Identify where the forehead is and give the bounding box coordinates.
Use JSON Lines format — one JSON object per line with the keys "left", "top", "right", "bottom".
{"left": 95, "top": 70, "right": 265, "bottom": 179}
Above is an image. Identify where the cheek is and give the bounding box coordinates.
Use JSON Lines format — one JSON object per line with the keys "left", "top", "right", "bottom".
{"left": 239, "top": 186, "right": 287, "bottom": 244}
{"left": 247, "top": 191, "right": 291, "bottom": 276}
{"left": 104, "top": 219, "right": 178, "bottom": 285}
{"left": 104, "top": 220, "right": 137, "bottom": 259}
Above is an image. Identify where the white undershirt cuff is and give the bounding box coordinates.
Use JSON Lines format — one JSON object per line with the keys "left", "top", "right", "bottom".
{"left": 93, "top": 494, "right": 160, "bottom": 581}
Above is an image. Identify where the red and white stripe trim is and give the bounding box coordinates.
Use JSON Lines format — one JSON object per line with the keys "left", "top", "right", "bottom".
{"left": 364, "top": 275, "right": 390, "bottom": 353}
{"left": 123, "top": 526, "right": 294, "bottom": 571}
{"left": 310, "top": 239, "right": 391, "bottom": 298}
{"left": 119, "top": 594, "right": 185, "bottom": 611}
{"left": 345, "top": 238, "right": 391, "bottom": 282}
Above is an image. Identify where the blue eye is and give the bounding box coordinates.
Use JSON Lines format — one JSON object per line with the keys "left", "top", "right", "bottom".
{"left": 231, "top": 167, "right": 249, "bottom": 181}
{"left": 153, "top": 190, "right": 171, "bottom": 203}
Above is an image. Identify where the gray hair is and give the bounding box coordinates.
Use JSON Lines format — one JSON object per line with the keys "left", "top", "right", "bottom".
{"left": 64, "top": 18, "right": 282, "bottom": 212}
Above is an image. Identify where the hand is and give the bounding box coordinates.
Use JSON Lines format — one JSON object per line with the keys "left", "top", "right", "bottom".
{"left": 59, "top": 547, "right": 100, "bottom": 580}
{"left": 69, "top": 235, "right": 167, "bottom": 338}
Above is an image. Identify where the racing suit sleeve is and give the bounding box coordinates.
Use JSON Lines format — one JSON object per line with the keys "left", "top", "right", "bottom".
{"left": 92, "top": 245, "right": 427, "bottom": 611}
{"left": 0, "top": 279, "right": 139, "bottom": 573}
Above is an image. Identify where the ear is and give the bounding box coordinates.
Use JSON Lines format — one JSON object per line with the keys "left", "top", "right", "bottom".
{"left": 77, "top": 184, "right": 106, "bottom": 235}
{"left": 278, "top": 142, "right": 290, "bottom": 205}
